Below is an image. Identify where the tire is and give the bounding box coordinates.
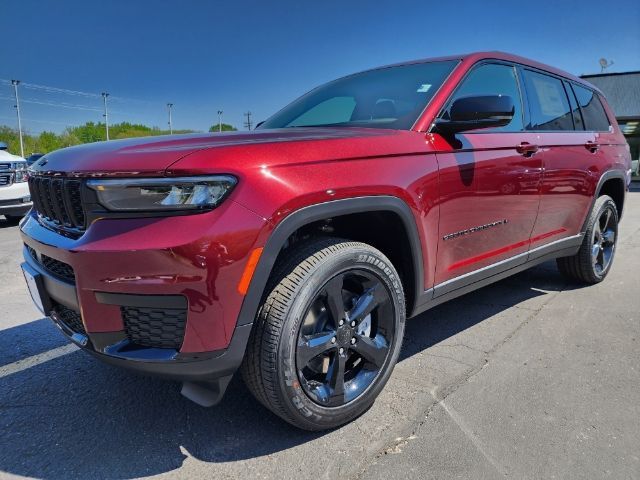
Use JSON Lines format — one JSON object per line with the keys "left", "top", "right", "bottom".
{"left": 241, "top": 237, "right": 406, "bottom": 430}
{"left": 557, "top": 195, "right": 618, "bottom": 284}
{"left": 3, "top": 214, "right": 22, "bottom": 224}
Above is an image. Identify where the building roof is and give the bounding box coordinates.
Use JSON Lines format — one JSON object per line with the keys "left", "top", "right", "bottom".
{"left": 580, "top": 71, "right": 640, "bottom": 118}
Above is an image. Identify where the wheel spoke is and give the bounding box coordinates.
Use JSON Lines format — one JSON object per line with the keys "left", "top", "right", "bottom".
{"left": 352, "top": 333, "right": 389, "bottom": 368}
{"left": 327, "top": 352, "right": 346, "bottom": 406}
{"left": 601, "top": 209, "right": 612, "bottom": 231}
{"left": 324, "top": 275, "right": 346, "bottom": 327}
{"left": 297, "top": 331, "right": 336, "bottom": 366}
{"left": 348, "top": 284, "right": 388, "bottom": 325}
{"left": 602, "top": 229, "right": 615, "bottom": 245}
{"left": 591, "top": 244, "right": 600, "bottom": 264}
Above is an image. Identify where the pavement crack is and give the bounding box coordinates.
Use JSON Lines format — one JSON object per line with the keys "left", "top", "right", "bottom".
{"left": 421, "top": 352, "right": 477, "bottom": 368}
{"left": 354, "top": 281, "right": 568, "bottom": 479}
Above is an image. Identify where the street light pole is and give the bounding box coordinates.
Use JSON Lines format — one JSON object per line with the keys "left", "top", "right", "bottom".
{"left": 11, "top": 80, "right": 24, "bottom": 158}
{"left": 217, "top": 110, "right": 223, "bottom": 133}
{"left": 101, "top": 92, "right": 110, "bottom": 140}
{"left": 167, "top": 103, "right": 174, "bottom": 134}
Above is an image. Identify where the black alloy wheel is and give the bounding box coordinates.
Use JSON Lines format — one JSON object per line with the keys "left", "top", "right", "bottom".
{"left": 591, "top": 205, "right": 616, "bottom": 276}
{"left": 241, "top": 238, "right": 406, "bottom": 430}
{"left": 557, "top": 195, "right": 619, "bottom": 284}
{"left": 296, "top": 269, "right": 394, "bottom": 407}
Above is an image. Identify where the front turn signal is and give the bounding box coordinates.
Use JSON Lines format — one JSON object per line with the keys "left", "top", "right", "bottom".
{"left": 237, "top": 247, "right": 264, "bottom": 295}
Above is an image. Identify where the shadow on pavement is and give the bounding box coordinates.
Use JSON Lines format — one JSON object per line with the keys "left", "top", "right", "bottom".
{"left": 0, "top": 261, "right": 575, "bottom": 479}
{"left": 0, "top": 217, "right": 21, "bottom": 229}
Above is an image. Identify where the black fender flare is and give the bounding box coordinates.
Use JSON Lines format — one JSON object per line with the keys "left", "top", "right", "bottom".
{"left": 581, "top": 169, "right": 627, "bottom": 232}
{"left": 236, "top": 196, "right": 425, "bottom": 327}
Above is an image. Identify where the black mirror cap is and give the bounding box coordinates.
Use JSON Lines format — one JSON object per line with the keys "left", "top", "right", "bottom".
{"left": 450, "top": 95, "right": 514, "bottom": 121}
{"left": 434, "top": 95, "right": 515, "bottom": 135}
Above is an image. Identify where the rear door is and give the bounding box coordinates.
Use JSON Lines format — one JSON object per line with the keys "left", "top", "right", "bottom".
{"left": 433, "top": 62, "right": 543, "bottom": 291}
{"left": 520, "top": 69, "right": 611, "bottom": 250}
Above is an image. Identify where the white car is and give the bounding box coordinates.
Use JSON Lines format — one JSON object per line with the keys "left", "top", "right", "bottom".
{"left": 0, "top": 143, "right": 32, "bottom": 221}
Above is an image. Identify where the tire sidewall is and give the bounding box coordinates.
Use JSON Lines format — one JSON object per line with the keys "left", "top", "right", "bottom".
{"left": 587, "top": 196, "right": 618, "bottom": 281}
{"left": 276, "top": 244, "right": 406, "bottom": 429}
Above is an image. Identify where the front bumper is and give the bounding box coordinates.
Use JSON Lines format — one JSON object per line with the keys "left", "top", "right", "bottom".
{"left": 20, "top": 198, "right": 266, "bottom": 381}
{"left": 0, "top": 181, "right": 32, "bottom": 216}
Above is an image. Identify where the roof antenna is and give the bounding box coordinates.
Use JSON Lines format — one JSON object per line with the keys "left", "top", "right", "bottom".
{"left": 599, "top": 58, "right": 614, "bottom": 73}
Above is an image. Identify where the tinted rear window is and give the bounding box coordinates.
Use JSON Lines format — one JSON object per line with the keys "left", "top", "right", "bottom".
{"left": 564, "top": 81, "right": 584, "bottom": 130}
{"left": 572, "top": 85, "right": 611, "bottom": 131}
{"left": 523, "top": 70, "right": 573, "bottom": 131}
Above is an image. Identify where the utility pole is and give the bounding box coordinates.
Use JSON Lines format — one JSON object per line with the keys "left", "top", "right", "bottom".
{"left": 217, "top": 110, "right": 223, "bottom": 132}
{"left": 101, "top": 92, "right": 110, "bottom": 140}
{"left": 11, "top": 80, "right": 24, "bottom": 158}
{"left": 167, "top": 103, "right": 174, "bottom": 134}
{"left": 244, "top": 111, "right": 253, "bottom": 130}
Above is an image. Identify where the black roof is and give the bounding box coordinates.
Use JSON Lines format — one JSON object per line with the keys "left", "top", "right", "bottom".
{"left": 580, "top": 71, "right": 640, "bottom": 118}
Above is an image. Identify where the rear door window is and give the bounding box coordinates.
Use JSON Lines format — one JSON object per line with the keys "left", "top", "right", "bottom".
{"left": 572, "top": 85, "right": 611, "bottom": 132}
{"left": 564, "top": 81, "right": 585, "bottom": 130}
{"left": 522, "top": 70, "right": 574, "bottom": 131}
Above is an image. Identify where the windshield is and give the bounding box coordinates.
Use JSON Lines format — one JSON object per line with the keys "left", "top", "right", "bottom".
{"left": 260, "top": 60, "right": 458, "bottom": 130}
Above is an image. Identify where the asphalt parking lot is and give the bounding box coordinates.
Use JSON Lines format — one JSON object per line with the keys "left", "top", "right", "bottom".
{"left": 1, "top": 188, "right": 639, "bottom": 480}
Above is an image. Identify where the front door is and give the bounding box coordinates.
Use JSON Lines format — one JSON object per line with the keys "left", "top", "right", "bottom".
{"left": 432, "top": 62, "right": 543, "bottom": 291}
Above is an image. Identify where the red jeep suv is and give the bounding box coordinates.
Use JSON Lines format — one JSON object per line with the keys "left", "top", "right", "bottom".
{"left": 20, "top": 52, "right": 631, "bottom": 430}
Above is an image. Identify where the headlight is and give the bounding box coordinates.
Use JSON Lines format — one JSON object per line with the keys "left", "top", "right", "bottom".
{"left": 86, "top": 176, "right": 237, "bottom": 212}
{"left": 14, "top": 163, "right": 28, "bottom": 183}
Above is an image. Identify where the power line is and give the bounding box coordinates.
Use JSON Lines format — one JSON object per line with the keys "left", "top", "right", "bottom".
{"left": 0, "top": 78, "right": 158, "bottom": 106}
{"left": 0, "top": 115, "right": 74, "bottom": 126}
{"left": 0, "top": 95, "right": 101, "bottom": 112}
{"left": 0, "top": 95, "right": 138, "bottom": 116}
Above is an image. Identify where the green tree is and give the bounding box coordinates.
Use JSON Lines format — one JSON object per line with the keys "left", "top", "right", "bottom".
{"left": 0, "top": 121, "right": 198, "bottom": 156}
{"left": 37, "top": 131, "right": 63, "bottom": 152}
{"left": 208, "top": 123, "right": 237, "bottom": 132}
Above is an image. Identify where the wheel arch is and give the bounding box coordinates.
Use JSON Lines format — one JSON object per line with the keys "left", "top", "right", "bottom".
{"left": 236, "top": 196, "right": 425, "bottom": 327}
{"left": 582, "top": 169, "right": 627, "bottom": 232}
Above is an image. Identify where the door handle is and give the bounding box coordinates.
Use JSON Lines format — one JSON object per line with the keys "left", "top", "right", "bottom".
{"left": 516, "top": 142, "right": 539, "bottom": 157}
{"left": 585, "top": 141, "right": 600, "bottom": 153}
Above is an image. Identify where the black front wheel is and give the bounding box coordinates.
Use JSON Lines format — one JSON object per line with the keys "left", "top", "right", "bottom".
{"left": 241, "top": 238, "right": 405, "bottom": 430}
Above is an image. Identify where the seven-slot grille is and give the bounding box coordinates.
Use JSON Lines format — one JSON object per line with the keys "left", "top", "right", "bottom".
{"left": 28, "top": 176, "right": 86, "bottom": 230}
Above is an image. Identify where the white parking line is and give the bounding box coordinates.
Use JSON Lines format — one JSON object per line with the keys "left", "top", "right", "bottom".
{"left": 0, "top": 344, "right": 78, "bottom": 379}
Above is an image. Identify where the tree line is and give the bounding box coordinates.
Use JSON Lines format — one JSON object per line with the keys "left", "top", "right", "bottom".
{"left": 0, "top": 121, "right": 238, "bottom": 156}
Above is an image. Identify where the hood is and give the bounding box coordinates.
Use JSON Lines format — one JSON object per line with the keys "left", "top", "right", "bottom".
{"left": 30, "top": 128, "right": 428, "bottom": 176}
{"left": 0, "top": 150, "right": 26, "bottom": 164}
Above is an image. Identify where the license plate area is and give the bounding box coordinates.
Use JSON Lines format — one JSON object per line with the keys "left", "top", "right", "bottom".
{"left": 21, "top": 263, "right": 52, "bottom": 314}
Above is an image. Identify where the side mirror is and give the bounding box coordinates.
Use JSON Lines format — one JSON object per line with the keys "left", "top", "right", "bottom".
{"left": 434, "top": 95, "right": 515, "bottom": 134}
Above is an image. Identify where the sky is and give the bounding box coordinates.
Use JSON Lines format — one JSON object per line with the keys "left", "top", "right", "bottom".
{"left": 1, "top": 0, "right": 639, "bottom": 134}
